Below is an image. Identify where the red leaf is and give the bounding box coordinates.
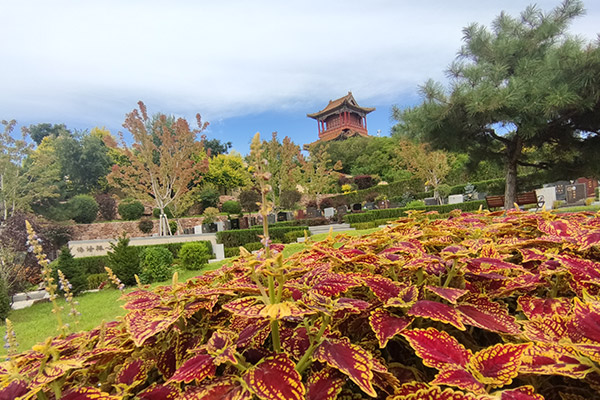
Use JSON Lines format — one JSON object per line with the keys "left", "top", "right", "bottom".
{"left": 517, "top": 296, "right": 572, "bottom": 320}
{"left": 570, "top": 298, "right": 600, "bottom": 343}
{"left": 457, "top": 295, "right": 520, "bottom": 334}
{"left": 362, "top": 275, "right": 403, "bottom": 303}
{"left": 62, "top": 388, "right": 121, "bottom": 400}
{"left": 243, "top": 354, "right": 305, "bottom": 400}
{"left": 116, "top": 359, "right": 151, "bottom": 387}
{"left": 222, "top": 297, "right": 264, "bottom": 318}
{"left": 431, "top": 368, "right": 485, "bottom": 394}
{"left": 497, "top": 386, "right": 544, "bottom": 400}
{"left": 169, "top": 354, "right": 216, "bottom": 384}
{"left": 0, "top": 380, "right": 28, "bottom": 400}
{"left": 369, "top": 309, "right": 413, "bottom": 347}
{"left": 467, "top": 257, "right": 524, "bottom": 274}
{"left": 306, "top": 368, "right": 344, "bottom": 400}
{"left": 312, "top": 273, "right": 360, "bottom": 296}
{"left": 123, "top": 290, "right": 162, "bottom": 310}
{"left": 556, "top": 255, "right": 600, "bottom": 295}
{"left": 385, "top": 285, "right": 419, "bottom": 308}
{"left": 124, "top": 308, "right": 179, "bottom": 346}
{"left": 235, "top": 318, "right": 271, "bottom": 349}
{"left": 207, "top": 330, "right": 237, "bottom": 365}
{"left": 389, "top": 385, "right": 480, "bottom": 400}
{"left": 425, "top": 286, "right": 468, "bottom": 304}
{"left": 137, "top": 384, "right": 180, "bottom": 400}
{"left": 519, "top": 343, "right": 592, "bottom": 379}
{"left": 408, "top": 300, "right": 465, "bottom": 330}
{"left": 470, "top": 343, "right": 530, "bottom": 386}
{"left": 522, "top": 314, "right": 568, "bottom": 342}
{"left": 281, "top": 326, "right": 310, "bottom": 360}
{"left": 392, "top": 381, "right": 429, "bottom": 397}
{"left": 401, "top": 328, "right": 471, "bottom": 370}
{"left": 184, "top": 377, "right": 251, "bottom": 400}
{"left": 313, "top": 337, "right": 377, "bottom": 397}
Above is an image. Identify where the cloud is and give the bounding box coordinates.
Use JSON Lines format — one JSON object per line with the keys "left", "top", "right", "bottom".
{"left": 1, "top": 0, "right": 598, "bottom": 136}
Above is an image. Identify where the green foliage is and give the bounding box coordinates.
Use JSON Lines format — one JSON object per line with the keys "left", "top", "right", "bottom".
{"left": 86, "top": 273, "right": 108, "bottom": 290}
{"left": 138, "top": 247, "right": 173, "bottom": 284}
{"left": 152, "top": 207, "right": 173, "bottom": 219}
{"left": 199, "top": 186, "right": 220, "bottom": 209}
{"left": 106, "top": 235, "right": 141, "bottom": 286}
{"left": 217, "top": 226, "right": 309, "bottom": 247}
{"left": 54, "top": 247, "right": 87, "bottom": 295}
{"left": 27, "top": 123, "right": 70, "bottom": 145}
{"left": 138, "top": 219, "right": 154, "bottom": 234}
{"left": 204, "top": 153, "right": 250, "bottom": 193}
{"left": 221, "top": 200, "right": 242, "bottom": 216}
{"left": 0, "top": 278, "right": 11, "bottom": 320}
{"left": 168, "top": 220, "right": 178, "bottom": 235}
{"left": 204, "top": 138, "right": 232, "bottom": 157}
{"left": 73, "top": 255, "right": 107, "bottom": 275}
{"left": 224, "top": 241, "right": 263, "bottom": 257}
{"left": 279, "top": 189, "right": 302, "bottom": 210}
{"left": 283, "top": 230, "right": 305, "bottom": 244}
{"left": 178, "top": 242, "right": 211, "bottom": 270}
{"left": 202, "top": 207, "right": 220, "bottom": 224}
{"left": 118, "top": 199, "right": 144, "bottom": 221}
{"left": 67, "top": 194, "right": 99, "bottom": 224}
{"left": 405, "top": 199, "right": 425, "bottom": 208}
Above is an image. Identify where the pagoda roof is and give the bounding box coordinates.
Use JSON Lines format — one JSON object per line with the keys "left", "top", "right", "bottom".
{"left": 307, "top": 92, "right": 375, "bottom": 119}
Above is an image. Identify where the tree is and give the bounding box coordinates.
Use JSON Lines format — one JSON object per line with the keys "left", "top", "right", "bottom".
{"left": 393, "top": 0, "right": 600, "bottom": 207}
{"left": 397, "top": 140, "right": 453, "bottom": 204}
{"left": 300, "top": 143, "right": 342, "bottom": 204}
{"left": 27, "top": 123, "right": 70, "bottom": 145}
{"left": 203, "top": 152, "right": 251, "bottom": 194}
{"left": 0, "top": 120, "right": 31, "bottom": 219}
{"left": 239, "top": 188, "right": 261, "bottom": 215}
{"left": 106, "top": 101, "right": 209, "bottom": 235}
{"left": 204, "top": 138, "right": 232, "bottom": 157}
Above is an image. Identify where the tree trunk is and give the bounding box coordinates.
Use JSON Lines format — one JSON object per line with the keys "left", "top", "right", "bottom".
{"left": 504, "top": 136, "right": 523, "bottom": 209}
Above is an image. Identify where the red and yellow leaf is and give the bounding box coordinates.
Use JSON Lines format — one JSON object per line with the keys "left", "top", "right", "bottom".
{"left": 169, "top": 354, "right": 216, "bottom": 384}
{"left": 362, "top": 275, "right": 404, "bottom": 303}
{"left": 181, "top": 377, "right": 251, "bottom": 400}
{"left": 431, "top": 367, "right": 485, "bottom": 394}
{"left": 223, "top": 297, "right": 264, "bottom": 318}
{"left": 124, "top": 308, "right": 179, "bottom": 346}
{"left": 123, "top": 290, "right": 162, "bottom": 310}
{"left": 312, "top": 273, "right": 360, "bottom": 296}
{"left": 496, "top": 386, "right": 544, "bottom": 400}
{"left": 425, "top": 286, "right": 468, "bottom": 304}
{"left": 243, "top": 354, "right": 305, "bottom": 400}
{"left": 570, "top": 298, "right": 600, "bottom": 343}
{"left": 517, "top": 296, "right": 572, "bottom": 320}
{"left": 61, "top": 388, "right": 121, "bottom": 399}
{"left": 457, "top": 296, "right": 520, "bottom": 334}
{"left": 116, "top": 359, "right": 152, "bottom": 387}
{"left": 401, "top": 328, "right": 471, "bottom": 370}
{"left": 206, "top": 330, "right": 237, "bottom": 365}
{"left": 313, "top": 337, "right": 377, "bottom": 397}
{"left": 137, "top": 384, "right": 180, "bottom": 400}
{"left": 369, "top": 309, "right": 413, "bottom": 347}
{"left": 306, "top": 368, "right": 344, "bottom": 400}
{"left": 470, "top": 343, "right": 530, "bottom": 387}
{"left": 385, "top": 285, "right": 419, "bottom": 308}
{"left": 407, "top": 300, "right": 465, "bottom": 330}
{"left": 519, "top": 343, "right": 592, "bottom": 379}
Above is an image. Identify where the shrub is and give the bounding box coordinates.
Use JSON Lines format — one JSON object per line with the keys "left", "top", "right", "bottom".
{"left": 318, "top": 197, "right": 335, "bottom": 210}
{"left": 139, "top": 246, "right": 173, "bottom": 284}
{"left": 283, "top": 230, "right": 305, "bottom": 243}
{"left": 138, "top": 219, "right": 154, "bottom": 234}
{"left": 95, "top": 193, "right": 117, "bottom": 221}
{"left": 353, "top": 174, "right": 376, "bottom": 190}
{"left": 222, "top": 200, "right": 242, "bottom": 216}
{"left": 202, "top": 207, "right": 220, "bottom": 224}
{"left": 406, "top": 199, "right": 425, "bottom": 208}
{"left": 118, "top": 199, "right": 144, "bottom": 221}
{"left": 0, "top": 278, "right": 11, "bottom": 320}
{"left": 106, "top": 235, "right": 141, "bottom": 285}
{"left": 53, "top": 246, "right": 87, "bottom": 295}
{"left": 199, "top": 186, "right": 220, "bottom": 209}
{"left": 87, "top": 273, "right": 108, "bottom": 290}
{"left": 168, "top": 220, "right": 178, "bottom": 234}
{"left": 280, "top": 189, "right": 302, "bottom": 210}
{"left": 68, "top": 195, "right": 99, "bottom": 224}
{"left": 73, "top": 255, "right": 107, "bottom": 275}
{"left": 152, "top": 207, "right": 173, "bottom": 219}
{"left": 239, "top": 189, "right": 261, "bottom": 213}
{"left": 178, "top": 242, "right": 211, "bottom": 270}
{"left": 216, "top": 226, "right": 309, "bottom": 247}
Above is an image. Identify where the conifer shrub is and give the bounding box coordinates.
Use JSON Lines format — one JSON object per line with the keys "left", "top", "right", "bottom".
{"left": 53, "top": 246, "right": 87, "bottom": 295}
{"left": 67, "top": 195, "right": 99, "bottom": 224}
{"left": 178, "top": 242, "right": 211, "bottom": 270}
{"left": 138, "top": 219, "right": 154, "bottom": 234}
{"left": 106, "top": 235, "right": 141, "bottom": 285}
{"left": 222, "top": 200, "right": 242, "bottom": 216}
{"left": 0, "top": 278, "right": 11, "bottom": 320}
{"left": 118, "top": 199, "right": 144, "bottom": 221}
{"left": 139, "top": 246, "right": 173, "bottom": 283}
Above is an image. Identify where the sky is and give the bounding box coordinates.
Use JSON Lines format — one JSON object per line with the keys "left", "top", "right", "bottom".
{"left": 2, "top": 0, "right": 599, "bottom": 155}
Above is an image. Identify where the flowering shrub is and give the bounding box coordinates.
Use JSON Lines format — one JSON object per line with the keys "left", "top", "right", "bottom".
{"left": 3, "top": 205, "right": 600, "bottom": 396}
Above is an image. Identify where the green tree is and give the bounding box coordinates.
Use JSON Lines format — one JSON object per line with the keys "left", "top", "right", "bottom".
{"left": 204, "top": 152, "right": 251, "bottom": 194}
{"left": 1, "top": 120, "right": 31, "bottom": 219}
{"left": 28, "top": 123, "right": 70, "bottom": 145}
{"left": 393, "top": 0, "right": 600, "bottom": 207}
{"left": 106, "top": 101, "right": 209, "bottom": 235}
{"left": 204, "top": 138, "right": 232, "bottom": 157}
{"left": 300, "top": 143, "right": 342, "bottom": 204}
{"left": 106, "top": 235, "right": 140, "bottom": 285}
{"left": 53, "top": 246, "right": 86, "bottom": 295}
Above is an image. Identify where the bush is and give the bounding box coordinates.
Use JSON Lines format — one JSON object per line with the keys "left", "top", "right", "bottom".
{"left": 406, "top": 199, "right": 425, "bottom": 208}
{"left": 53, "top": 246, "right": 87, "bottom": 295}
{"left": 168, "top": 220, "right": 178, "bottom": 234}
{"left": 106, "top": 235, "right": 141, "bottom": 285}
{"left": 280, "top": 189, "right": 302, "bottom": 210}
{"left": 178, "top": 242, "right": 211, "bottom": 270}
{"left": 217, "top": 226, "right": 309, "bottom": 247}
{"left": 202, "top": 207, "right": 220, "bottom": 224}
{"left": 283, "top": 230, "right": 305, "bottom": 243}
{"left": 222, "top": 201, "right": 242, "bottom": 216}
{"left": 138, "top": 219, "right": 154, "bottom": 234}
{"left": 95, "top": 194, "right": 117, "bottom": 221}
{"left": 224, "top": 242, "right": 264, "bottom": 258}
{"left": 73, "top": 255, "right": 107, "bottom": 275}
{"left": 152, "top": 207, "right": 173, "bottom": 219}
{"left": 87, "top": 273, "right": 108, "bottom": 290}
{"left": 118, "top": 200, "right": 144, "bottom": 221}
{"left": 139, "top": 247, "right": 173, "bottom": 284}
{"left": 0, "top": 278, "right": 11, "bottom": 320}
{"left": 199, "top": 186, "right": 220, "bottom": 209}
{"left": 354, "top": 175, "right": 376, "bottom": 190}
{"left": 68, "top": 195, "right": 99, "bottom": 224}
{"left": 319, "top": 197, "right": 335, "bottom": 210}
{"left": 239, "top": 189, "right": 261, "bottom": 213}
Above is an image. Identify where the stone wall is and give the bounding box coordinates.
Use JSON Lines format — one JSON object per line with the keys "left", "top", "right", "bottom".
{"left": 70, "top": 216, "right": 228, "bottom": 241}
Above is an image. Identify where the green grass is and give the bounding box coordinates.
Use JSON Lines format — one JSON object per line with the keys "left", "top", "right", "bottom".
{"left": 555, "top": 204, "right": 600, "bottom": 213}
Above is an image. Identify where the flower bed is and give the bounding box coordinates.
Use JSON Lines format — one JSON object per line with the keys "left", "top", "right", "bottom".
{"left": 2, "top": 209, "right": 600, "bottom": 399}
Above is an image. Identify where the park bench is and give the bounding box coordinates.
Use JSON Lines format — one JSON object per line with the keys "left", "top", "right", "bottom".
{"left": 485, "top": 191, "right": 545, "bottom": 210}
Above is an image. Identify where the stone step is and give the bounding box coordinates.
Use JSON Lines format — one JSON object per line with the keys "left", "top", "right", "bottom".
{"left": 12, "top": 290, "right": 46, "bottom": 303}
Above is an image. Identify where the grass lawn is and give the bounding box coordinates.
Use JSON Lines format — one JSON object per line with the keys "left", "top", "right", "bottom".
{"left": 0, "top": 228, "right": 377, "bottom": 356}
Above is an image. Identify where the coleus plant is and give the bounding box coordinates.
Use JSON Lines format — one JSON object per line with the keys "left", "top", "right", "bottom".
{"left": 2, "top": 198, "right": 600, "bottom": 397}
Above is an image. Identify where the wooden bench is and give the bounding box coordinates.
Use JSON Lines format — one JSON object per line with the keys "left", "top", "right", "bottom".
{"left": 485, "top": 191, "right": 545, "bottom": 210}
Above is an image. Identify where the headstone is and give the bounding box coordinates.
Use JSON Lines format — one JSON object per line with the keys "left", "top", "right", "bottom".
{"left": 535, "top": 187, "right": 556, "bottom": 210}
{"left": 230, "top": 218, "right": 240, "bottom": 230}
{"left": 239, "top": 217, "right": 249, "bottom": 229}
{"left": 296, "top": 210, "right": 305, "bottom": 220}
{"left": 277, "top": 211, "right": 288, "bottom": 222}
{"left": 547, "top": 181, "right": 570, "bottom": 201}
{"left": 202, "top": 223, "right": 217, "bottom": 233}
{"left": 216, "top": 221, "right": 225, "bottom": 232}
{"left": 351, "top": 203, "right": 363, "bottom": 212}
{"left": 566, "top": 183, "right": 586, "bottom": 204}
{"left": 323, "top": 207, "right": 335, "bottom": 219}
{"left": 267, "top": 214, "right": 277, "bottom": 224}
{"left": 306, "top": 207, "right": 319, "bottom": 218}
{"left": 576, "top": 177, "right": 598, "bottom": 197}
{"left": 194, "top": 225, "right": 203, "bottom": 234}
{"left": 364, "top": 202, "right": 376, "bottom": 210}
{"left": 336, "top": 205, "right": 348, "bottom": 217}
{"left": 214, "top": 244, "right": 225, "bottom": 260}
{"left": 424, "top": 197, "right": 438, "bottom": 206}
{"left": 448, "top": 194, "right": 464, "bottom": 204}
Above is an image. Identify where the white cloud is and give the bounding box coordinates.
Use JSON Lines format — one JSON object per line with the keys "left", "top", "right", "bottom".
{"left": 1, "top": 0, "right": 598, "bottom": 134}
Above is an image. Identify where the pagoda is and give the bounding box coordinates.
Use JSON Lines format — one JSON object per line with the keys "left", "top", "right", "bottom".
{"left": 307, "top": 92, "right": 375, "bottom": 142}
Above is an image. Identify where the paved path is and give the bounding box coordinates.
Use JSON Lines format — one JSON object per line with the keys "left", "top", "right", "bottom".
{"left": 11, "top": 290, "right": 49, "bottom": 310}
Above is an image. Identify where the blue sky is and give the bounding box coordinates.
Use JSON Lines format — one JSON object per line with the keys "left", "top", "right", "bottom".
{"left": 2, "top": 1, "right": 598, "bottom": 155}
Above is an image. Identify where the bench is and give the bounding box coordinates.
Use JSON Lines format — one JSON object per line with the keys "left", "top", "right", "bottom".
{"left": 485, "top": 191, "right": 545, "bottom": 210}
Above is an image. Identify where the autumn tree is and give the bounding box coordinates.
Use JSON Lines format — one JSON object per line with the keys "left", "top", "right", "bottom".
{"left": 300, "top": 143, "right": 342, "bottom": 206}
{"left": 397, "top": 140, "right": 453, "bottom": 204}
{"left": 106, "top": 101, "right": 209, "bottom": 235}
{"left": 393, "top": 0, "right": 600, "bottom": 207}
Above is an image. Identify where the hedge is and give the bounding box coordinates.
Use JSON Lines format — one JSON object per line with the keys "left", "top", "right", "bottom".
{"left": 224, "top": 242, "right": 264, "bottom": 258}
{"left": 217, "top": 226, "right": 309, "bottom": 247}
{"left": 343, "top": 200, "right": 486, "bottom": 224}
